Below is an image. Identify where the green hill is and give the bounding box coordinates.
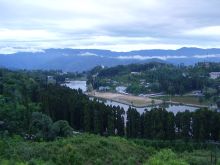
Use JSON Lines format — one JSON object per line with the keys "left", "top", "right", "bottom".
{"left": 1, "top": 133, "right": 219, "bottom": 165}
{"left": 0, "top": 134, "right": 148, "bottom": 165}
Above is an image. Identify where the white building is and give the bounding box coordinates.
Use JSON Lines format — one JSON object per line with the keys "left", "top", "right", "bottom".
{"left": 116, "top": 86, "right": 127, "bottom": 94}
{"left": 47, "top": 76, "right": 56, "bottom": 84}
{"left": 130, "top": 72, "right": 141, "bottom": 75}
{"left": 98, "top": 86, "right": 110, "bottom": 91}
{"left": 209, "top": 72, "right": 220, "bottom": 79}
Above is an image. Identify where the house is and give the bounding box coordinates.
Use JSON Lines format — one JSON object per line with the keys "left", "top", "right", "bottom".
{"left": 116, "top": 86, "right": 127, "bottom": 94}
{"left": 92, "top": 73, "right": 98, "bottom": 78}
{"left": 65, "top": 78, "right": 70, "bottom": 82}
{"left": 182, "top": 73, "right": 188, "bottom": 77}
{"left": 98, "top": 86, "right": 110, "bottom": 91}
{"left": 140, "top": 79, "right": 145, "bottom": 85}
{"left": 191, "top": 90, "right": 203, "bottom": 96}
{"left": 47, "top": 76, "right": 56, "bottom": 84}
{"left": 209, "top": 72, "right": 220, "bottom": 79}
{"left": 112, "top": 80, "right": 118, "bottom": 85}
{"left": 58, "top": 71, "right": 67, "bottom": 75}
{"left": 145, "top": 83, "right": 150, "bottom": 88}
{"left": 131, "top": 72, "right": 141, "bottom": 75}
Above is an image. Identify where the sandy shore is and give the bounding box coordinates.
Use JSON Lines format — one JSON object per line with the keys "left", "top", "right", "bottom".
{"left": 86, "top": 91, "right": 162, "bottom": 107}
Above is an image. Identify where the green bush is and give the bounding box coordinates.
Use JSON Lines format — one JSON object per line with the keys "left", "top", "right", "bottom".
{"left": 145, "top": 149, "right": 189, "bottom": 165}
{"left": 0, "top": 134, "right": 148, "bottom": 165}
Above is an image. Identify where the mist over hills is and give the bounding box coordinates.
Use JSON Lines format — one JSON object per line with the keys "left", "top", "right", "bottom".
{"left": 1, "top": 47, "right": 220, "bottom": 72}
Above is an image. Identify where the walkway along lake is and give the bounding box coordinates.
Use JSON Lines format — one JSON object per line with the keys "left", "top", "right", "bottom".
{"left": 64, "top": 80, "right": 199, "bottom": 115}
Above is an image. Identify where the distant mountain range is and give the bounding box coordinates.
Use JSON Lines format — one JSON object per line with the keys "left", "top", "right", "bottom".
{"left": 1, "top": 47, "right": 220, "bottom": 72}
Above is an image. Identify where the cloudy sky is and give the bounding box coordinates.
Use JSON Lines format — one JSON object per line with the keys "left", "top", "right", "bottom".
{"left": 0, "top": 0, "right": 220, "bottom": 53}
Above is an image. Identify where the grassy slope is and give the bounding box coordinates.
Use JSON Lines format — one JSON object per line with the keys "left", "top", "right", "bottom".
{"left": 0, "top": 134, "right": 219, "bottom": 165}
{"left": 0, "top": 134, "right": 149, "bottom": 165}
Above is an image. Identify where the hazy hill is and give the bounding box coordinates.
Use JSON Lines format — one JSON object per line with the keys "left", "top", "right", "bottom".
{"left": 1, "top": 47, "right": 220, "bottom": 71}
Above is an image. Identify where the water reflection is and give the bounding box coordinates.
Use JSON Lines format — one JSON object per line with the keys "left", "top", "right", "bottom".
{"left": 91, "top": 98, "right": 198, "bottom": 115}
{"left": 63, "top": 81, "right": 87, "bottom": 93}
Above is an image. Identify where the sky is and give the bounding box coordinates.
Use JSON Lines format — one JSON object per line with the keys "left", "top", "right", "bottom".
{"left": 0, "top": 0, "right": 220, "bottom": 53}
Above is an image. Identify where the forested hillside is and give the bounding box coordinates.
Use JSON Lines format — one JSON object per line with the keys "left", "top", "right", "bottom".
{"left": 0, "top": 68, "right": 220, "bottom": 164}
{"left": 89, "top": 62, "right": 220, "bottom": 97}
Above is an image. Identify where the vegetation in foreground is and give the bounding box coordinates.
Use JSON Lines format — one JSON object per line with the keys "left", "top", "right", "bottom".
{"left": 0, "top": 134, "right": 148, "bottom": 165}
{"left": 1, "top": 67, "right": 220, "bottom": 164}
{"left": 1, "top": 134, "right": 220, "bottom": 165}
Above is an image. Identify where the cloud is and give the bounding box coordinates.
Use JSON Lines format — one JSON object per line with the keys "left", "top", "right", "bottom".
{"left": 0, "top": 47, "right": 44, "bottom": 54}
{"left": 193, "top": 54, "right": 220, "bottom": 58}
{"left": 0, "top": 28, "right": 59, "bottom": 41}
{"left": 0, "top": 0, "right": 220, "bottom": 53}
{"left": 116, "top": 55, "right": 187, "bottom": 60}
{"left": 184, "top": 26, "right": 220, "bottom": 37}
{"left": 79, "top": 52, "right": 98, "bottom": 57}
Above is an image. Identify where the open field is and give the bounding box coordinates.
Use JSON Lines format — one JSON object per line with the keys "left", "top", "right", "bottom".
{"left": 87, "top": 91, "right": 162, "bottom": 107}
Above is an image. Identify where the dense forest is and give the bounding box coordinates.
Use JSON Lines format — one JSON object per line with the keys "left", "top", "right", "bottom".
{"left": 1, "top": 68, "right": 220, "bottom": 141}
{"left": 0, "top": 67, "right": 220, "bottom": 164}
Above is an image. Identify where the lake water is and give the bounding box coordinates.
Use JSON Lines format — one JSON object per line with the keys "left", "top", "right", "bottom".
{"left": 63, "top": 81, "right": 87, "bottom": 93}
{"left": 98, "top": 99, "right": 198, "bottom": 115}
{"left": 89, "top": 98, "right": 199, "bottom": 124}
{"left": 62, "top": 80, "right": 199, "bottom": 114}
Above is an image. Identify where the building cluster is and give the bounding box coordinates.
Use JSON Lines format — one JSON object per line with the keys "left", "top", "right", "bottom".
{"left": 209, "top": 72, "right": 220, "bottom": 79}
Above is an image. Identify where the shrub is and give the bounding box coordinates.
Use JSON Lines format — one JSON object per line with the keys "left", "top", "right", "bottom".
{"left": 145, "top": 149, "right": 189, "bottom": 165}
